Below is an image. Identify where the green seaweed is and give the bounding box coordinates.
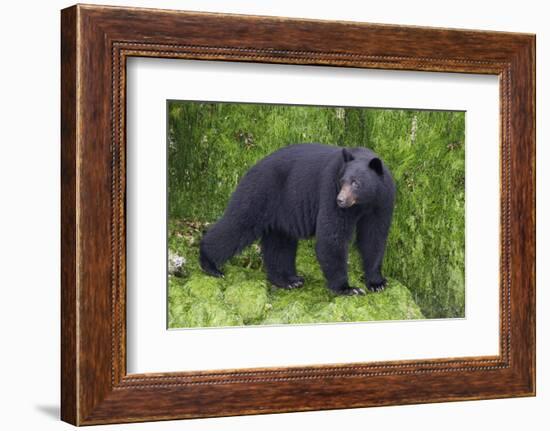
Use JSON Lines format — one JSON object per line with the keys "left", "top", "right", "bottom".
{"left": 168, "top": 275, "right": 243, "bottom": 328}
{"left": 167, "top": 222, "right": 423, "bottom": 328}
{"left": 224, "top": 281, "right": 269, "bottom": 324}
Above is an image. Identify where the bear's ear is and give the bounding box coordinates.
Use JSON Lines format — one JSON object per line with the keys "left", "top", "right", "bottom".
{"left": 368, "top": 157, "right": 384, "bottom": 176}
{"left": 342, "top": 148, "right": 354, "bottom": 163}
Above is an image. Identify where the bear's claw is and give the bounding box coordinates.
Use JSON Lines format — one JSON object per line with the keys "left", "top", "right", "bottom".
{"left": 349, "top": 287, "right": 366, "bottom": 295}
{"left": 332, "top": 285, "right": 365, "bottom": 296}
{"left": 270, "top": 275, "right": 305, "bottom": 289}
{"left": 367, "top": 278, "right": 387, "bottom": 293}
{"left": 199, "top": 251, "right": 225, "bottom": 278}
{"left": 287, "top": 275, "right": 304, "bottom": 289}
{"left": 203, "top": 266, "right": 224, "bottom": 278}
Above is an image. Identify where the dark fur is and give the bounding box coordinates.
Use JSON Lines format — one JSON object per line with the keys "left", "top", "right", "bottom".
{"left": 200, "top": 143, "right": 395, "bottom": 295}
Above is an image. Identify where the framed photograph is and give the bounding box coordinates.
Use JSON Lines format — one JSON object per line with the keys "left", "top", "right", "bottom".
{"left": 61, "top": 4, "right": 535, "bottom": 425}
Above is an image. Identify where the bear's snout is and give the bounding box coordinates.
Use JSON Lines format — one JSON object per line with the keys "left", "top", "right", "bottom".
{"left": 337, "top": 184, "right": 355, "bottom": 208}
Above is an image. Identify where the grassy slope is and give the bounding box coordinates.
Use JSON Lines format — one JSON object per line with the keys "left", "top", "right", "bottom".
{"left": 168, "top": 102, "right": 465, "bottom": 326}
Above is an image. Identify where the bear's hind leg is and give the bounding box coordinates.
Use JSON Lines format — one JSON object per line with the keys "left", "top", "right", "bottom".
{"left": 200, "top": 218, "right": 259, "bottom": 277}
{"left": 199, "top": 248, "right": 224, "bottom": 278}
{"left": 261, "top": 230, "right": 303, "bottom": 289}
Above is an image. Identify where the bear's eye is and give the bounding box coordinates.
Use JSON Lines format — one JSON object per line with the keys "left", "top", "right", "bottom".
{"left": 351, "top": 180, "right": 360, "bottom": 189}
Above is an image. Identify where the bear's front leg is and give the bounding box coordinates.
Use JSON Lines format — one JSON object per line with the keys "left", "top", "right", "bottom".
{"left": 356, "top": 211, "right": 392, "bottom": 292}
{"left": 315, "top": 235, "right": 365, "bottom": 296}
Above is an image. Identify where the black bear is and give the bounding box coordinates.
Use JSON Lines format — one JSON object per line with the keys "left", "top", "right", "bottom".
{"left": 199, "top": 143, "right": 395, "bottom": 295}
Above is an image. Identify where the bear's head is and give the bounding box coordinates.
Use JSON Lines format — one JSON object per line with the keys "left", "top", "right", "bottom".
{"left": 337, "top": 148, "right": 385, "bottom": 209}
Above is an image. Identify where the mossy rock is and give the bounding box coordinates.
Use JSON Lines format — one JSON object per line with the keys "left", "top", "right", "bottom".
{"left": 169, "top": 298, "right": 243, "bottom": 328}
{"left": 168, "top": 274, "right": 242, "bottom": 328}
{"left": 169, "top": 270, "right": 423, "bottom": 328}
{"left": 167, "top": 220, "right": 426, "bottom": 328}
{"left": 264, "top": 279, "right": 423, "bottom": 325}
{"left": 183, "top": 274, "right": 224, "bottom": 301}
{"left": 224, "top": 280, "right": 269, "bottom": 324}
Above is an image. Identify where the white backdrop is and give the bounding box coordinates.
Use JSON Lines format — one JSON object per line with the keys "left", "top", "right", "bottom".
{"left": 0, "top": 0, "right": 546, "bottom": 430}
{"left": 126, "top": 59, "right": 500, "bottom": 373}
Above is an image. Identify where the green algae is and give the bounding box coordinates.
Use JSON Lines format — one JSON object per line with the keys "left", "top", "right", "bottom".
{"left": 224, "top": 281, "right": 269, "bottom": 324}
{"left": 167, "top": 223, "right": 424, "bottom": 329}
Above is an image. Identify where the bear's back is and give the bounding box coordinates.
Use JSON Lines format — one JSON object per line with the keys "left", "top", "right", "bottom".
{"left": 266, "top": 143, "right": 340, "bottom": 163}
